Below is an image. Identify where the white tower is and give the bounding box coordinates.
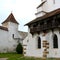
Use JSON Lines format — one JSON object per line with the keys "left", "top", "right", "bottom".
{"left": 2, "top": 13, "right": 19, "bottom": 39}
{"left": 35, "top": 0, "right": 60, "bottom": 17}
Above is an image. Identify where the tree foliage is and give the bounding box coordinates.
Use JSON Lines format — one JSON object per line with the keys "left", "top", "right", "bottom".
{"left": 16, "top": 43, "right": 23, "bottom": 54}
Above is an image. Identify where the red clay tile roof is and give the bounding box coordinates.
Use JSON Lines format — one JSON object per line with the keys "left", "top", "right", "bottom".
{"left": 37, "top": 1, "right": 46, "bottom": 9}
{"left": 0, "top": 26, "right": 8, "bottom": 31}
{"left": 2, "top": 13, "right": 19, "bottom": 24}
{"left": 25, "top": 8, "right": 60, "bottom": 26}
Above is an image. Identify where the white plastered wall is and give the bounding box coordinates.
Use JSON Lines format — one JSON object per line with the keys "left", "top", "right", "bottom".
{"left": 23, "top": 28, "right": 60, "bottom": 58}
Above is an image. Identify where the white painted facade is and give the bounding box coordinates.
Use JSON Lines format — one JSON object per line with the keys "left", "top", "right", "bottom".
{"left": 23, "top": 29, "right": 60, "bottom": 58}
{"left": 0, "top": 13, "right": 23, "bottom": 53}
{"left": 23, "top": 0, "right": 60, "bottom": 58}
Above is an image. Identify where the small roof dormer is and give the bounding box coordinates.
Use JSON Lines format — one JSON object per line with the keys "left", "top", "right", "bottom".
{"left": 2, "top": 13, "right": 19, "bottom": 24}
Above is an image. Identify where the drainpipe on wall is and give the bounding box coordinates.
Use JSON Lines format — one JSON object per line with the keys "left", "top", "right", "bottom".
{"left": 12, "top": 34, "right": 23, "bottom": 44}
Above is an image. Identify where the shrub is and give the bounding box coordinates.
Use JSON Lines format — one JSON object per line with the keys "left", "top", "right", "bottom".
{"left": 16, "top": 43, "right": 23, "bottom": 54}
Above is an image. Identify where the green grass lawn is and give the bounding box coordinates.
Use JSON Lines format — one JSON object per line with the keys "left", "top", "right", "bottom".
{"left": 0, "top": 53, "right": 60, "bottom": 60}
{"left": 0, "top": 53, "right": 40, "bottom": 60}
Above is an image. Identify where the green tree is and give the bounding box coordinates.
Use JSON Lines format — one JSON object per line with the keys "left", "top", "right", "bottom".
{"left": 16, "top": 43, "right": 23, "bottom": 54}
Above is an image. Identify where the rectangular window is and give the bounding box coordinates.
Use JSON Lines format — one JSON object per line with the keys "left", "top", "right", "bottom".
{"left": 38, "top": 37, "right": 41, "bottom": 48}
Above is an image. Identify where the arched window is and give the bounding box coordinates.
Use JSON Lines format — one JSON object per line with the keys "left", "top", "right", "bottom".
{"left": 53, "top": 34, "right": 58, "bottom": 48}
{"left": 38, "top": 37, "right": 41, "bottom": 48}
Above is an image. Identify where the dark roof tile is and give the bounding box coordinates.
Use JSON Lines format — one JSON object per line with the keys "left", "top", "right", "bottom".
{"left": 2, "top": 13, "right": 19, "bottom": 24}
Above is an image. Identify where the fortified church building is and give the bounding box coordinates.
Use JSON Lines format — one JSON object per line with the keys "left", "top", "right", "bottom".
{"left": 23, "top": 0, "right": 60, "bottom": 58}
{"left": 0, "top": 13, "right": 27, "bottom": 53}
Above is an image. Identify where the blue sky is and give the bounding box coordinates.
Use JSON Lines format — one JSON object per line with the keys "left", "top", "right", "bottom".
{"left": 0, "top": 0, "right": 41, "bottom": 32}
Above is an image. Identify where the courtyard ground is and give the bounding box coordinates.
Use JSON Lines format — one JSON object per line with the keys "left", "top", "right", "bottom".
{"left": 0, "top": 53, "right": 60, "bottom": 60}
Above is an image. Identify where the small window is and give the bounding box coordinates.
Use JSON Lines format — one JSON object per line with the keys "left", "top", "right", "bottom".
{"left": 13, "top": 34, "right": 14, "bottom": 38}
{"left": 53, "top": 34, "right": 58, "bottom": 48}
{"left": 38, "top": 37, "right": 41, "bottom": 48}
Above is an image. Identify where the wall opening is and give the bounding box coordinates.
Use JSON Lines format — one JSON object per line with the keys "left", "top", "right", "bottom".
{"left": 53, "top": 34, "right": 58, "bottom": 48}
{"left": 38, "top": 37, "right": 41, "bottom": 48}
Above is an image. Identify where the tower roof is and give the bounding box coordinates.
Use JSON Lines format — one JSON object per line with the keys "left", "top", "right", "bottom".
{"left": 2, "top": 13, "right": 19, "bottom": 24}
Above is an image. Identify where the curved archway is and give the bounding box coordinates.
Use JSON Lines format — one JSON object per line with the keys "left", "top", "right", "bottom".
{"left": 53, "top": 34, "right": 58, "bottom": 48}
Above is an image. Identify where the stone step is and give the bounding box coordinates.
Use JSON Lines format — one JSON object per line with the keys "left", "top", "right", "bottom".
{"left": 43, "top": 54, "right": 47, "bottom": 57}
{"left": 42, "top": 59, "right": 46, "bottom": 60}
{"left": 23, "top": 52, "right": 26, "bottom": 54}
{"left": 44, "top": 49, "right": 47, "bottom": 51}
{"left": 46, "top": 42, "right": 49, "bottom": 45}
{"left": 43, "top": 44, "right": 49, "bottom": 48}
{"left": 43, "top": 42, "right": 49, "bottom": 45}
{"left": 43, "top": 51, "right": 49, "bottom": 54}
{"left": 44, "top": 45, "right": 49, "bottom": 49}
{"left": 42, "top": 57, "right": 47, "bottom": 60}
{"left": 43, "top": 41, "right": 47, "bottom": 43}
{"left": 43, "top": 42, "right": 49, "bottom": 46}
{"left": 43, "top": 52, "right": 48, "bottom": 55}
{"left": 43, "top": 45, "right": 49, "bottom": 48}
{"left": 43, "top": 45, "right": 46, "bottom": 47}
{"left": 23, "top": 48, "right": 26, "bottom": 50}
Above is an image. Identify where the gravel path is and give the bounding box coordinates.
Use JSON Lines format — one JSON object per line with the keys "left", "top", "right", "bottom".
{"left": 0, "top": 58, "right": 8, "bottom": 60}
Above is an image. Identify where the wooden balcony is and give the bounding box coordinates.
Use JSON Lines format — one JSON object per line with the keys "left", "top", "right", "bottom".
{"left": 30, "top": 27, "right": 40, "bottom": 34}
{"left": 30, "top": 23, "right": 59, "bottom": 34}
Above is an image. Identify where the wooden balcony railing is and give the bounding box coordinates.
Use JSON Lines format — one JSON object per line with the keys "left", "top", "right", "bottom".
{"left": 30, "top": 23, "right": 59, "bottom": 34}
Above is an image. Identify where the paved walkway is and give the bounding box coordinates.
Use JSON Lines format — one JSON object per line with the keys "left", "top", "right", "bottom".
{"left": 0, "top": 58, "right": 8, "bottom": 60}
